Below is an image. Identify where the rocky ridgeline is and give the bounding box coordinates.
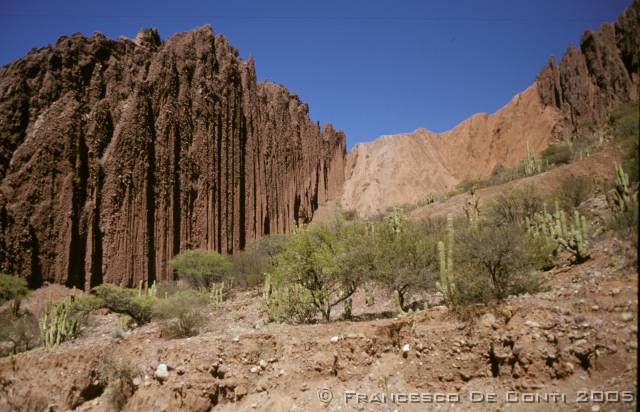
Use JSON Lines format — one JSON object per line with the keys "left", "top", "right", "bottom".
{"left": 0, "top": 26, "right": 346, "bottom": 289}
{"left": 536, "top": 0, "right": 639, "bottom": 132}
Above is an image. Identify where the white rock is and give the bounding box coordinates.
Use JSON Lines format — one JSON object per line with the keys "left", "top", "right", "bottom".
{"left": 258, "top": 359, "right": 268, "bottom": 369}
{"left": 330, "top": 336, "right": 340, "bottom": 343}
{"left": 524, "top": 320, "right": 540, "bottom": 328}
{"left": 250, "top": 366, "right": 259, "bottom": 373}
{"left": 154, "top": 364, "right": 169, "bottom": 381}
{"left": 621, "top": 312, "right": 633, "bottom": 322}
{"left": 402, "top": 344, "right": 411, "bottom": 353}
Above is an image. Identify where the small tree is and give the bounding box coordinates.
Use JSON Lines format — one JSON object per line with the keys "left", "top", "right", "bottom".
{"left": 0, "top": 273, "right": 29, "bottom": 316}
{"left": 454, "top": 222, "right": 544, "bottom": 303}
{"left": 269, "top": 223, "right": 364, "bottom": 322}
{"left": 372, "top": 212, "right": 438, "bottom": 312}
{"left": 169, "top": 249, "right": 231, "bottom": 288}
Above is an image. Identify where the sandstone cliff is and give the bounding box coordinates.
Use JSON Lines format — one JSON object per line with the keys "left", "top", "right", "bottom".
{"left": 0, "top": 26, "right": 346, "bottom": 289}
{"left": 342, "top": 1, "right": 638, "bottom": 217}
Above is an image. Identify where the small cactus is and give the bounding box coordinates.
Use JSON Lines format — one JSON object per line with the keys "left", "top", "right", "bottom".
{"left": 526, "top": 202, "right": 590, "bottom": 263}
{"left": 39, "top": 295, "right": 81, "bottom": 348}
{"left": 209, "top": 282, "right": 224, "bottom": 309}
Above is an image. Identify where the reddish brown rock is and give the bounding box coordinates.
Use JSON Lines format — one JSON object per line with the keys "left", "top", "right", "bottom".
{"left": 536, "top": 0, "right": 638, "bottom": 131}
{"left": 0, "top": 26, "right": 345, "bottom": 288}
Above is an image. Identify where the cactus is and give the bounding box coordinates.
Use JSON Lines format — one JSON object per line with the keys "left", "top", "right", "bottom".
{"left": 463, "top": 189, "right": 480, "bottom": 226}
{"left": 385, "top": 207, "right": 407, "bottom": 235}
{"left": 148, "top": 281, "right": 157, "bottom": 297}
{"left": 526, "top": 202, "right": 590, "bottom": 263}
{"left": 262, "top": 274, "right": 272, "bottom": 303}
{"left": 393, "top": 290, "right": 405, "bottom": 314}
{"left": 523, "top": 142, "right": 543, "bottom": 176}
{"left": 607, "top": 163, "right": 637, "bottom": 214}
{"left": 209, "top": 282, "right": 224, "bottom": 309}
{"left": 364, "top": 281, "right": 375, "bottom": 306}
{"left": 437, "top": 214, "right": 455, "bottom": 300}
{"left": 39, "top": 295, "right": 81, "bottom": 348}
{"left": 343, "top": 297, "right": 353, "bottom": 319}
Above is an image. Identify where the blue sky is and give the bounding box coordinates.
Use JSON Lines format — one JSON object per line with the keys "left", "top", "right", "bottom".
{"left": 0, "top": 0, "right": 631, "bottom": 150}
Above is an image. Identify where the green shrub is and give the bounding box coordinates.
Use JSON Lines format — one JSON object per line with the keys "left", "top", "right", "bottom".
{"left": 231, "top": 235, "right": 287, "bottom": 288}
{"left": 0, "top": 311, "right": 40, "bottom": 355}
{"left": 263, "top": 283, "right": 317, "bottom": 324}
{"left": 486, "top": 184, "right": 547, "bottom": 226}
{"left": 555, "top": 175, "right": 592, "bottom": 209}
{"left": 450, "top": 222, "right": 546, "bottom": 305}
{"left": 152, "top": 290, "right": 207, "bottom": 338}
{"left": 169, "top": 249, "right": 231, "bottom": 288}
{"left": 540, "top": 143, "right": 572, "bottom": 166}
{"left": 92, "top": 284, "right": 156, "bottom": 325}
{"left": 267, "top": 223, "right": 366, "bottom": 322}
{"left": 0, "top": 273, "right": 29, "bottom": 315}
{"left": 372, "top": 211, "right": 438, "bottom": 311}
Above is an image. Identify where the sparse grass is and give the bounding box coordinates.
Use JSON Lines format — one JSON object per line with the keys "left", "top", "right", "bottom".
{"left": 98, "top": 352, "right": 136, "bottom": 411}
{"left": 152, "top": 290, "right": 207, "bottom": 338}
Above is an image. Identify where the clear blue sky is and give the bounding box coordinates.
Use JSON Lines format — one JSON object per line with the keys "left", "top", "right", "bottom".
{"left": 0, "top": 0, "right": 631, "bottom": 150}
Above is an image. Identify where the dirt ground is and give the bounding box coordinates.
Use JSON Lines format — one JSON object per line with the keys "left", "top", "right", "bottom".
{"left": 0, "top": 225, "right": 637, "bottom": 412}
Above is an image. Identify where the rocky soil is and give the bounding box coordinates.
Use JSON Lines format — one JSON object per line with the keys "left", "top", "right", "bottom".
{"left": 0, "top": 221, "right": 636, "bottom": 412}
{"left": 0, "top": 26, "right": 346, "bottom": 289}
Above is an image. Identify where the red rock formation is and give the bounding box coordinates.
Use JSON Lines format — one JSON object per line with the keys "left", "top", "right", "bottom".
{"left": 0, "top": 26, "right": 345, "bottom": 289}
{"left": 536, "top": 0, "right": 638, "bottom": 132}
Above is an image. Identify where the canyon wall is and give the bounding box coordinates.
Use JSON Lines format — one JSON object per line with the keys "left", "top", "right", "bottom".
{"left": 342, "top": 1, "right": 638, "bottom": 217}
{"left": 0, "top": 26, "right": 346, "bottom": 288}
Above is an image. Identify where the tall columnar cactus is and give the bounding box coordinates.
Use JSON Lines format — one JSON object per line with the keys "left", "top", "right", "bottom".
{"left": 209, "top": 282, "right": 224, "bottom": 309}
{"left": 393, "top": 290, "right": 405, "bottom": 314}
{"left": 523, "top": 142, "right": 543, "bottom": 176}
{"left": 39, "top": 296, "right": 81, "bottom": 348}
{"left": 364, "top": 281, "right": 375, "bottom": 306}
{"left": 607, "top": 163, "right": 637, "bottom": 214}
{"left": 343, "top": 297, "right": 353, "bottom": 319}
{"left": 463, "top": 188, "right": 480, "bottom": 226}
{"left": 262, "top": 274, "right": 272, "bottom": 304}
{"left": 438, "top": 214, "right": 455, "bottom": 300}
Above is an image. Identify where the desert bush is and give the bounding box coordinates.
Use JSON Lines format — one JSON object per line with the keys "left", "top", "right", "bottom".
{"left": 92, "top": 284, "right": 156, "bottom": 325}
{"left": 608, "top": 196, "right": 639, "bottom": 249}
{"left": 555, "top": 175, "right": 592, "bottom": 209}
{"left": 98, "top": 352, "right": 136, "bottom": 411}
{"left": 372, "top": 210, "right": 438, "bottom": 311}
{"left": 540, "top": 143, "right": 572, "bottom": 166}
{"left": 267, "top": 222, "right": 367, "bottom": 322}
{"left": 0, "top": 311, "right": 40, "bottom": 355}
{"left": 342, "top": 208, "right": 359, "bottom": 221}
{"left": 170, "top": 249, "right": 231, "bottom": 288}
{"left": 231, "top": 234, "right": 287, "bottom": 288}
{"left": 486, "top": 184, "right": 547, "bottom": 226}
{"left": 450, "top": 222, "right": 546, "bottom": 305}
{"left": 0, "top": 273, "right": 29, "bottom": 315}
{"left": 152, "top": 290, "right": 207, "bottom": 338}
{"left": 263, "top": 283, "right": 317, "bottom": 323}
